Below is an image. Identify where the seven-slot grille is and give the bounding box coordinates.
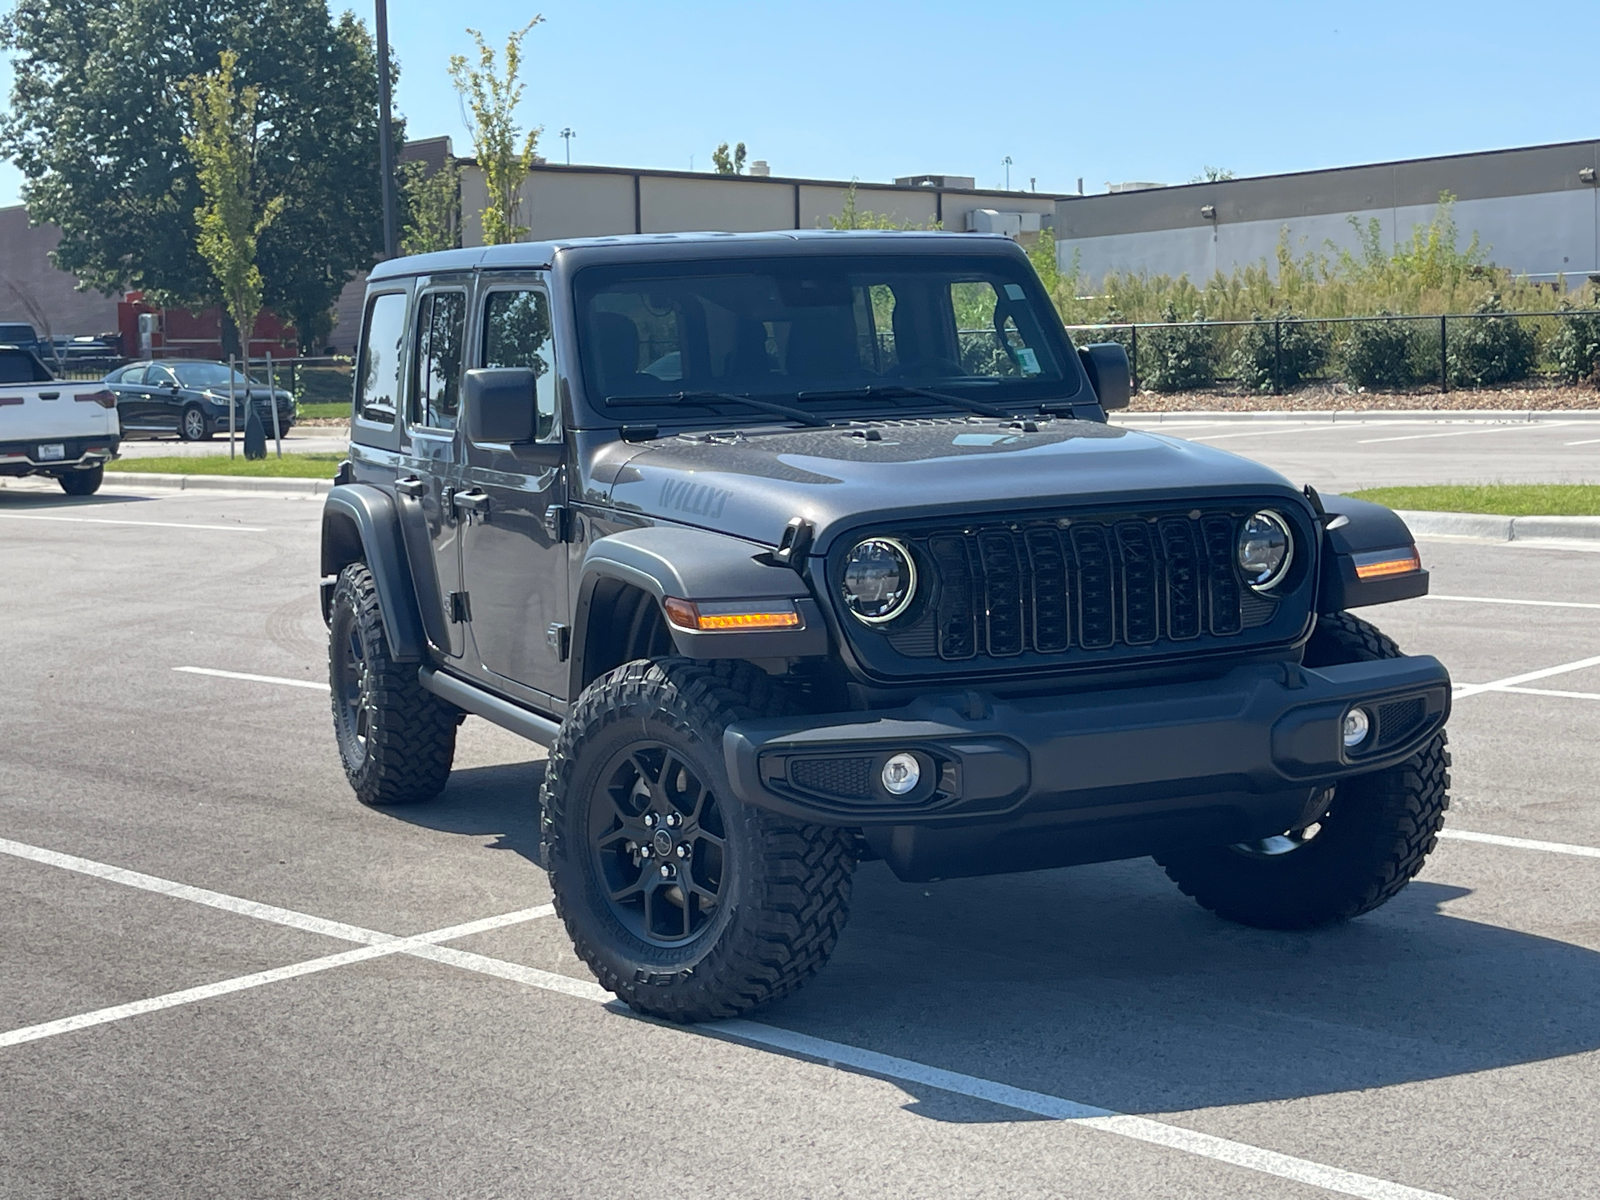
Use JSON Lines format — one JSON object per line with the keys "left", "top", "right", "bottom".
{"left": 876, "top": 510, "right": 1283, "bottom": 663}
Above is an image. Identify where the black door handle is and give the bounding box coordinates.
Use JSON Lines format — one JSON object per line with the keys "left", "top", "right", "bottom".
{"left": 453, "top": 489, "right": 490, "bottom": 515}
{"left": 395, "top": 476, "right": 427, "bottom": 498}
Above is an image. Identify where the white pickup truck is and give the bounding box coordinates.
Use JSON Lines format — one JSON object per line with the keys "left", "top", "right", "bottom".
{"left": 0, "top": 346, "right": 120, "bottom": 495}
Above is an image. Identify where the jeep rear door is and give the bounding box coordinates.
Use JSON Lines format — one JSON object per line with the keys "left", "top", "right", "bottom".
{"left": 457, "top": 279, "right": 570, "bottom": 701}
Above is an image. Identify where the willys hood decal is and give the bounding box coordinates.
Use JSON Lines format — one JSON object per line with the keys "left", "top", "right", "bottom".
{"left": 603, "top": 418, "right": 1303, "bottom": 550}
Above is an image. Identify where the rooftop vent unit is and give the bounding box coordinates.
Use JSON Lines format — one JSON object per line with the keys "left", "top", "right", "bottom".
{"left": 895, "top": 174, "right": 976, "bottom": 190}
{"left": 965, "top": 209, "right": 1044, "bottom": 238}
{"left": 1106, "top": 181, "right": 1168, "bottom": 194}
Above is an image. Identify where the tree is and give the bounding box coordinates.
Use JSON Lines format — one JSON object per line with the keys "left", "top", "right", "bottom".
{"left": 823, "top": 182, "right": 938, "bottom": 230}
{"left": 184, "top": 50, "right": 282, "bottom": 358}
{"left": 712, "top": 142, "right": 747, "bottom": 175}
{"left": 450, "top": 18, "right": 544, "bottom": 245}
{"left": 401, "top": 157, "right": 462, "bottom": 256}
{"left": 0, "top": 1, "right": 389, "bottom": 352}
{"left": 1189, "top": 166, "right": 1235, "bottom": 183}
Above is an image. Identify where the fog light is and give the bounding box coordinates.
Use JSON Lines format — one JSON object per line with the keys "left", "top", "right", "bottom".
{"left": 1343, "top": 708, "right": 1372, "bottom": 749}
{"left": 881, "top": 752, "right": 920, "bottom": 796}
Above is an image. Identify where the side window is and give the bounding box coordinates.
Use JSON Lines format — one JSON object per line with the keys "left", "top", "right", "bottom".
{"left": 483, "top": 288, "right": 558, "bottom": 440}
{"left": 412, "top": 290, "right": 467, "bottom": 430}
{"left": 147, "top": 365, "right": 177, "bottom": 388}
{"left": 116, "top": 365, "right": 148, "bottom": 385}
{"left": 357, "top": 292, "right": 407, "bottom": 423}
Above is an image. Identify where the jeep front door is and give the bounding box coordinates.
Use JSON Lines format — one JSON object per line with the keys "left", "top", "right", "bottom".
{"left": 458, "top": 283, "right": 570, "bottom": 701}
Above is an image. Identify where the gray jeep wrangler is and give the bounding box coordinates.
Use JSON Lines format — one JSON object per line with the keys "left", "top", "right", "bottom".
{"left": 321, "top": 231, "right": 1450, "bottom": 1022}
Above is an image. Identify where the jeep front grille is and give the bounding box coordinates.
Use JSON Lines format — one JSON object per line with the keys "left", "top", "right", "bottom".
{"left": 850, "top": 507, "right": 1298, "bottom": 673}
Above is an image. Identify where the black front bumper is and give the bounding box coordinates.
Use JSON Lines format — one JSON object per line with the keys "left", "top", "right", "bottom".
{"left": 724, "top": 655, "right": 1450, "bottom": 880}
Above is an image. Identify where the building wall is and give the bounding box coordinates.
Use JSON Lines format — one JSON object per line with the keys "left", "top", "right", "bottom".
{"left": 0, "top": 206, "right": 121, "bottom": 339}
{"left": 457, "top": 163, "right": 1057, "bottom": 245}
{"left": 1055, "top": 139, "right": 1600, "bottom": 287}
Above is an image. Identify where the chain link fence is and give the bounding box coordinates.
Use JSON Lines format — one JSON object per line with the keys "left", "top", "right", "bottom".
{"left": 1065, "top": 308, "right": 1600, "bottom": 395}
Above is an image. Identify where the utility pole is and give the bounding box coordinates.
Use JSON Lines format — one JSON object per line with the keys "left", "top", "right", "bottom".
{"left": 560, "top": 127, "right": 576, "bottom": 165}
{"left": 1002, "top": 155, "right": 1013, "bottom": 191}
{"left": 374, "top": 0, "right": 399, "bottom": 260}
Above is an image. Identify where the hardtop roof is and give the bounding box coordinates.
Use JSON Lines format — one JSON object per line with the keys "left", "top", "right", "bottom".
{"left": 366, "top": 229, "right": 1023, "bottom": 282}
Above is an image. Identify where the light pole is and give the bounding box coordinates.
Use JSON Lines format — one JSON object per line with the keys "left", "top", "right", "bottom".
{"left": 1002, "top": 155, "right": 1013, "bottom": 191}
{"left": 560, "top": 127, "right": 575, "bottom": 166}
{"left": 374, "top": 0, "right": 398, "bottom": 259}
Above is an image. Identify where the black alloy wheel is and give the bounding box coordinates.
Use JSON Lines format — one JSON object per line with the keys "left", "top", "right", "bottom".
{"left": 589, "top": 742, "right": 728, "bottom": 946}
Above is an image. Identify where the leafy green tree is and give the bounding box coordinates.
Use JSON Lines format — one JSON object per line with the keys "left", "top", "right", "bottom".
{"left": 184, "top": 50, "right": 282, "bottom": 358}
{"left": 712, "top": 142, "right": 747, "bottom": 175}
{"left": 451, "top": 18, "right": 544, "bottom": 245}
{"left": 823, "top": 182, "right": 940, "bottom": 231}
{"left": 1189, "top": 166, "right": 1235, "bottom": 183}
{"left": 401, "top": 157, "right": 462, "bottom": 255}
{"left": 0, "top": 1, "right": 388, "bottom": 352}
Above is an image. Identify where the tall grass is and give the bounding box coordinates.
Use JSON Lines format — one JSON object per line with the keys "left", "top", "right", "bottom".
{"left": 1043, "top": 194, "right": 1597, "bottom": 325}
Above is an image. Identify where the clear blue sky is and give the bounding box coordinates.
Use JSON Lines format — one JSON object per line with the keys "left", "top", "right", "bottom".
{"left": 1, "top": 0, "right": 1596, "bottom": 207}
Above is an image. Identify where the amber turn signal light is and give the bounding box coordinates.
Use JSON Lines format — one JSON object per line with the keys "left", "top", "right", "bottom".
{"left": 663, "top": 597, "right": 802, "bottom": 631}
{"left": 1353, "top": 547, "right": 1421, "bottom": 580}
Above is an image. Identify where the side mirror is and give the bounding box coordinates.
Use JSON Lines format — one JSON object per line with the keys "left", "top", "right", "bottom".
{"left": 465, "top": 367, "right": 538, "bottom": 444}
{"left": 1078, "top": 343, "right": 1131, "bottom": 411}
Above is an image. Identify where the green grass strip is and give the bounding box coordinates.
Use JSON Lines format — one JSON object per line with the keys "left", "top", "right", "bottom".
{"left": 1350, "top": 484, "right": 1600, "bottom": 517}
{"left": 107, "top": 453, "right": 343, "bottom": 478}
{"left": 296, "top": 402, "right": 351, "bottom": 420}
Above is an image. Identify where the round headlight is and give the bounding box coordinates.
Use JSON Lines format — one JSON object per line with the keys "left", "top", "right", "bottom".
{"left": 1237, "top": 510, "right": 1293, "bottom": 591}
{"left": 841, "top": 537, "right": 916, "bottom": 624}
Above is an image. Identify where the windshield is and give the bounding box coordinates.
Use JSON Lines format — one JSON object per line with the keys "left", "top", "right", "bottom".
{"left": 171, "top": 362, "right": 270, "bottom": 388}
{"left": 574, "top": 253, "right": 1079, "bottom": 422}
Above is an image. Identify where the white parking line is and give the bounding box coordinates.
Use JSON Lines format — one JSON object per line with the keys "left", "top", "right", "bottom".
{"left": 1564, "top": 438, "right": 1600, "bottom": 446}
{"left": 1439, "top": 829, "right": 1600, "bottom": 859}
{"left": 1489, "top": 684, "right": 1600, "bottom": 701}
{"left": 1452, "top": 653, "right": 1600, "bottom": 699}
{"left": 0, "top": 513, "right": 266, "bottom": 532}
{"left": 0, "top": 833, "right": 1464, "bottom": 1200}
{"left": 1427, "top": 594, "right": 1600, "bottom": 611}
{"left": 0, "top": 906, "right": 555, "bottom": 1050}
{"left": 174, "top": 666, "right": 329, "bottom": 691}
{"left": 1358, "top": 422, "right": 1576, "bottom": 445}
{"left": 1188, "top": 425, "right": 1376, "bottom": 442}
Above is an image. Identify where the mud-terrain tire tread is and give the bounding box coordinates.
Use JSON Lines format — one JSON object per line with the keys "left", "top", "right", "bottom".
{"left": 1157, "top": 612, "right": 1450, "bottom": 929}
{"left": 542, "top": 657, "right": 856, "bottom": 1023}
{"left": 328, "top": 562, "right": 456, "bottom": 806}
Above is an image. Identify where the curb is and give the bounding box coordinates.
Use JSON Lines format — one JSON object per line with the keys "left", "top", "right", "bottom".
{"left": 106, "top": 472, "right": 330, "bottom": 495}
{"left": 1397, "top": 509, "right": 1600, "bottom": 543}
{"left": 1115, "top": 409, "right": 1600, "bottom": 424}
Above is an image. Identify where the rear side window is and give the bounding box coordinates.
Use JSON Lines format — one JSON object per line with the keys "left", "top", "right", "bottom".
{"left": 411, "top": 291, "right": 467, "bottom": 430}
{"left": 483, "top": 288, "right": 558, "bottom": 440}
{"left": 113, "top": 364, "right": 148, "bottom": 385}
{"left": 357, "top": 292, "right": 407, "bottom": 423}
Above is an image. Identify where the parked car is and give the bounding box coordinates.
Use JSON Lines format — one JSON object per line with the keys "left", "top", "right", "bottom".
{"left": 104, "top": 359, "right": 296, "bottom": 441}
{"left": 0, "top": 322, "right": 49, "bottom": 360}
{"left": 0, "top": 345, "right": 119, "bottom": 494}
{"left": 320, "top": 231, "right": 1450, "bottom": 1023}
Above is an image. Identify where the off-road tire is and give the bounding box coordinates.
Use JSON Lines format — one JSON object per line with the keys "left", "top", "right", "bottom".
{"left": 542, "top": 657, "right": 856, "bottom": 1023}
{"left": 328, "top": 562, "right": 456, "bottom": 806}
{"left": 58, "top": 466, "right": 103, "bottom": 496}
{"left": 1156, "top": 612, "right": 1450, "bottom": 929}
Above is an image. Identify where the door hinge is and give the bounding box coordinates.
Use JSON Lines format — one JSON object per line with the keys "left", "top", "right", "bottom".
{"left": 448, "top": 591, "right": 472, "bottom": 623}
{"left": 544, "top": 504, "right": 571, "bottom": 543}
{"left": 545, "top": 622, "right": 570, "bottom": 661}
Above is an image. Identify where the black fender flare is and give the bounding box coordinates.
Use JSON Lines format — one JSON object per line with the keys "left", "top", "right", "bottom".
{"left": 571, "top": 526, "right": 829, "bottom": 689}
{"left": 321, "top": 484, "right": 427, "bottom": 662}
{"left": 1316, "top": 493, "right": 1430, "bottom": 612}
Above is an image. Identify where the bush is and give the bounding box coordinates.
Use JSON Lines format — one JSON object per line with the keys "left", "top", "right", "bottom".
{"left": 1141, "top": 304, "right": 1219, "bottom": 392}
{"left": 1232, "top": 312, "right": 1331, "bottom": 392}
{"left": 1448, "top": 293, "right": 1536, "bottom": 387}
{"left": 1340, "top": 314, "right": 1430, "bottom": 389}
{"left": 1547, "top": 303, "right": 1600, "bottom": 384}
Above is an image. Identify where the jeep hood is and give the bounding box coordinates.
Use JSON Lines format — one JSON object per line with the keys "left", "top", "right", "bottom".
{"left": 602, "top": 418, "right": 1304, "bottom": 550}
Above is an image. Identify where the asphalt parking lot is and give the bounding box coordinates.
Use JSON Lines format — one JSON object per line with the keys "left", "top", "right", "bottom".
{"left": 1116, "top": 413, "right": 1600, "bottom": 490}
{"left": 3, "top": 472, "right": 1600, "bottom": 1199}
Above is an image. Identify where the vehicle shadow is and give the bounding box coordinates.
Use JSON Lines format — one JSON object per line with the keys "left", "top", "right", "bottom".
{"left": 387, "top": 767, "right": 1600, "bottom": 1116}
{"left": 0, "top": 488, "right": 155, "bottom": 509}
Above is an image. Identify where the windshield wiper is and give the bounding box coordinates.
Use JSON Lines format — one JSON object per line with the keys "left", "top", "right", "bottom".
{"left": 797, "top": 383, "right": 1018, "bottom": 419}
{"left": 606, "top": 390, "right": 831, "bottom": 428}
